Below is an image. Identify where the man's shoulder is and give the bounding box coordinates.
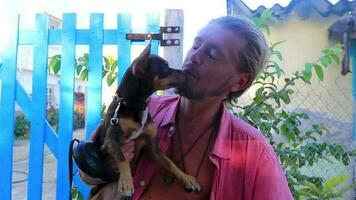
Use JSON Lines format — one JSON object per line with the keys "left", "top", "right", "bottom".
{"left": 149, "top": 94, "right": 180, "bottom": 106}
{"left": 227, "top": 112, "right": 275, "bottom": 155}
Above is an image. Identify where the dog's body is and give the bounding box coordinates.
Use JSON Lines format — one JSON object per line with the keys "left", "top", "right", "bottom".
{"left": 85, "top": 44, "right": 200, "bottom": 199}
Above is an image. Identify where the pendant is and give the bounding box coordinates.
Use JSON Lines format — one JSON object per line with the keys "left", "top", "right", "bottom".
{"left": 163, "top": 171, "right": 175, "bottom": 184}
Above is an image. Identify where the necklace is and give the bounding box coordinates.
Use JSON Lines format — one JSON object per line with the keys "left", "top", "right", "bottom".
{"left": 163, "top": 112, "right": 220, "bottom": 188}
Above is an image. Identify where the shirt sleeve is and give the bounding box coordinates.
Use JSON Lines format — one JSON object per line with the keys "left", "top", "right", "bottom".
{"left": 253, "top": 149, "right": 294, "bottom": 200}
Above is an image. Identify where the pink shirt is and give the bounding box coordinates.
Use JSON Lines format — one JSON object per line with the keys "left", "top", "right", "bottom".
{"left": 132, "top": 95, "right": 293, "bottom": 200}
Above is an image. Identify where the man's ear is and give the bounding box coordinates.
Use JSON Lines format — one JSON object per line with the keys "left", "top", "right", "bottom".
{"left": 230, "top": 73, "right": 252, "bottom": 93}
{"left": 132, "top": 43, "right": 151, "bottom": 77}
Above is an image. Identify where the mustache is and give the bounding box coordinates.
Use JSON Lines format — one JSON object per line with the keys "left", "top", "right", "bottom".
{"left": 182, "top": 62, "right": 201, "bottom": 80}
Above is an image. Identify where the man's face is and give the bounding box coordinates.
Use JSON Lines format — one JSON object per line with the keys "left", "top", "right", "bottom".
{"left": 177, "top": 24, "right": 247, "bottom": 100}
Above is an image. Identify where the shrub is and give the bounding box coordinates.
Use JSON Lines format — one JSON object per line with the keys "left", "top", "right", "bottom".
{"left": 14, "top": 114, "right": 30, "bottom": 138}
{"left": 47, "top": 106, "right": 59, "bottom": 131}
{"left": 228, "top": 10, "right": 356, "bottom": 199}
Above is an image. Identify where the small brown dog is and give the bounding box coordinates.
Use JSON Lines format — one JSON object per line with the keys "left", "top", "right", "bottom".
{"left": 82, "top": 43, "right": 201, "bottom": 199}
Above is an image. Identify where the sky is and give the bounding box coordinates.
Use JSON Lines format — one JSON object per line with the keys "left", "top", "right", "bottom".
{"left": 0, "top": 0, "right": 343, "bottom": 62}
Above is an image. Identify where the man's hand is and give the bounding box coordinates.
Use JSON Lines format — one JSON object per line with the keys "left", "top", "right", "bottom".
{"left": 79, "top": 140, "right": 136, "bottom": 186}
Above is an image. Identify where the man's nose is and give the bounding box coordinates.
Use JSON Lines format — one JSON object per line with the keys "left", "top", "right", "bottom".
{"left": 189, "top": 48, "right": 202, "bottom": 65}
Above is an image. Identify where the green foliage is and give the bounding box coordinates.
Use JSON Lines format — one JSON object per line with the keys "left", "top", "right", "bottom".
{"left": 228, "top": 9, "right": 356, "bottom": 199}
{"left": 46, "top": 107, "right": 86, "bottom": 130}
{"left": 48, "top": 54, "right": 118, "bottom": 86}
{"left": 299, "top": 175, "right": 356, "bottom": 199}
{"left": 71, "top": 186, "right": 83, "bottom": 200}
{"left": 301, "top": 44, "right": 343, "bottom": 84}
{"left": 73, "top": 111, "right": 85, "bottom": 130}
{"left": 14, "top": 114, "right": 30, "bottom": 138}
{"left": 252, "top": 9, "right": 276, "bottom": 35}
{"left": 47, "top": 106, "right": 59, "bottom": 131}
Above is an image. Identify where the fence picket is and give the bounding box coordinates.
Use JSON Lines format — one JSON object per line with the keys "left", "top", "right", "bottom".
{"left": 56, "top": 13, "right": 77, "bottom": 200}
{"left": 117, "top": 13, "right": 132, "bottom": 85}
{"left": 86, "top": 13, "right": 104, "bottom": 139}
{"left": 15, "top": 81, "right": 59, "bottom": 157}
{"left": 0, "top": 15, "right": 19, "bottom": 200}
{"left": 27, "top": 13, "right": 50, "bottom": 200}
{"left": 1, "top": 12, "right": 163, "bottom": 199}
{"left": 146, "top": 13, "right": 160, "bottom": 54}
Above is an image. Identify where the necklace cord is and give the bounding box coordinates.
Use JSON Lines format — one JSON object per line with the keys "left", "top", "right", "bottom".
{"left": 175, "top": 112, "right": 221, "bottom": 178}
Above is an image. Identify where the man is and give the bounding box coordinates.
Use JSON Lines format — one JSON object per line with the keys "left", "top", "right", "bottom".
{"left": 82, "top": 16, "right": 293, "bottom": 199}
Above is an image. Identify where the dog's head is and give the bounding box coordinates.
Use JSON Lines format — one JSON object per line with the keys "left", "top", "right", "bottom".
{"left": 132, "top": 43, "right": 185, "bottom": 90}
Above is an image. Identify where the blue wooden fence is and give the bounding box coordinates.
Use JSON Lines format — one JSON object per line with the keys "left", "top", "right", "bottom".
{"left": 0, "top": 12, "right": 160, "bottom": 200}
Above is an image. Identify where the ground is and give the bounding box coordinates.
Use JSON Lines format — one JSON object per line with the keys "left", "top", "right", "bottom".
{"left": 12, "top": 129, "right": 85, "bottom": 200}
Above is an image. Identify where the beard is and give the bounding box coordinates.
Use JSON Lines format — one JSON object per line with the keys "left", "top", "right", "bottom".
{"left": 175, "top": 83, "right": 204, "bottom": 100}
{"left": 175, "top": 77, "right": 233, "bottom": 100}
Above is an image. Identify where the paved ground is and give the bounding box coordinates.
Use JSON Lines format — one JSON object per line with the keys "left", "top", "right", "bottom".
{"left": 12, "top": 129, "right": 85, "bottom": 200}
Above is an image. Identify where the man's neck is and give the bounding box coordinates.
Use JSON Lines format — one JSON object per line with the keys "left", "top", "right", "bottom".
{"left": 177, "top": 96, "right": 223, "bottom": 134}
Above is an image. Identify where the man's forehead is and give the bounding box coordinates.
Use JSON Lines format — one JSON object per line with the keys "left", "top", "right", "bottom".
{"left": 196, "top": 24, "right": 246, "bottom": 54}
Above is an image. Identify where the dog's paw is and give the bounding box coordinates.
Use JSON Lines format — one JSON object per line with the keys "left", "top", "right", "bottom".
{"left": 179, "top": 174, "right": 201, "bottom": 193}
{"left": 118, "top": 174, "right": 134, "bottom": 197}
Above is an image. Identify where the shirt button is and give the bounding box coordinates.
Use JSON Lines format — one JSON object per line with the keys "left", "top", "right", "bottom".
{"left": 168, "top": 126, "right": 175, "bottom": 137}
{"left": 140, "top": 181, "right": 145, "bottom": 186}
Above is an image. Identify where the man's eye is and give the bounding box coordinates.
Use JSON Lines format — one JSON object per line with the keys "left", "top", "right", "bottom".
{"left": 192, "top": 41, "right": 201, "bottom": 50}
{"left": 192, "top": 45, "right": 199, "bottom": 50}
{"left": 208, "top": 50, "right": 218, "bottom": 60}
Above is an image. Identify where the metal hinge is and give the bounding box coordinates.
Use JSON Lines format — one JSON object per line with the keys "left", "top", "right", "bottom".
{"left": 126, "top": 26, "right": 181, "bottom": 46}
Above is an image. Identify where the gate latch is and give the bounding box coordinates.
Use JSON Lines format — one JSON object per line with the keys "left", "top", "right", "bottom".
{"left": 126, "top": 26, "right": 180, "bottom": 46}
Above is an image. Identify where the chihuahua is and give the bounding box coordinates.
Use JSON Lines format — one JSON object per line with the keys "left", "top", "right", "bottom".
{"left": 73, "top": 43, "right": 201, "bottom": 199}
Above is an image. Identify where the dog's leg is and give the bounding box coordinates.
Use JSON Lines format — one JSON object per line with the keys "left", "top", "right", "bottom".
{"left": 143, "top": 122, "right": 201, "bottom": 192}
{"left": 103, "top": 117, "right": 141, "bottom": 198}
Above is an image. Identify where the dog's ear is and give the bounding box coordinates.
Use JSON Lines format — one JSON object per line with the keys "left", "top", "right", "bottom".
{"left": 132, "top": 43, "right": 151, "bottom": 77}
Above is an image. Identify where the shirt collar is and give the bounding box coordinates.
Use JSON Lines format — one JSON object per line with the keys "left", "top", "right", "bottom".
{"left": 160, "top": 96, "right": 180, "bottom": 127}
{"left": 210, "top": 107, "right": 232, "bottom": 159}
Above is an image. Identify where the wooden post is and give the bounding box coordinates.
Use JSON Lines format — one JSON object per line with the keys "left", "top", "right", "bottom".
{"left": 161, "top": 9, "right": 184, "bottom": 95}
{"left": 163, "top": 9, "right": 184, "bottom": 69}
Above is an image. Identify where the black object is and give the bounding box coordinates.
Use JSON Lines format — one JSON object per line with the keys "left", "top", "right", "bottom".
{"left": 71, "top": 140, "right": 118, "bottom": 182}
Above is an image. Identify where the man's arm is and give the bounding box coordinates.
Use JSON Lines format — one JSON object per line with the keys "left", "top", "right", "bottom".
{"left": 253, "top": 150, "right": 294, "bottom": 200}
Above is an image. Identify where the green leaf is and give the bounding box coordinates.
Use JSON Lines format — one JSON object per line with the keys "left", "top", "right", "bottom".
{"left": 320, "top": 56, "right": 330, "bottom": 67}
{"left": 261, "top": 10, "right": 272, "bottom": 20}
{"left": 106, "top": 73, "right": 117, "bottom": 86}
{"left": 260, "top": 24, "right": 270, "bottom": 35}
{"left": 331, "top": 44, "right": 343, "bottom": 53}
{"left": 324, "top": 175, "right": 348, "bottom": 191}
{"left": 76, "top": 64, "right": 84, "bottom": 76}
{"left": 281, "top": 124, "right": 295, "bottom": 141}
{"left": 314, "top": 64, "right": 324, "bottom": 81}
{"left": 104, "top": 56, "right": 110, "bottom": 70}
{"left": 53, "top": 62, "right": 61, "bottom": 74}
{"left": 270, "top": 40, "right": 285, "bottom": 50}
{"left": 78, "top": 53, "right": 89, "bottom": 63}
{"left": 329, "top": 54, "right": 340, "bottom": 64}
{"left": 302, "top": 70, "right": 312, "bottom": 84}
{"left": 270, "top": 61, "right": 284, "bottom": 78}
{"left": 305, "top": 63, "right": 313, "bottom": 73}
{"left": 111, "top": 60, "right": 118, "bottom": 71}
{"left": 80, "top": 68, "right": 88, "bottom": 81}
{"left": 281, "top": 92, "right": 291, "bottom": 104}
{"left": 272, "top": 51, "right": 283, "bottom": 61}
{"left": 49, "top": 55, "right": 61, "bottom": 75}
{"left": 322, "top": 48, "right": 330, "bottom": 54}
{"left": 102, "top": 69, "right": 108, "bottom": 78}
